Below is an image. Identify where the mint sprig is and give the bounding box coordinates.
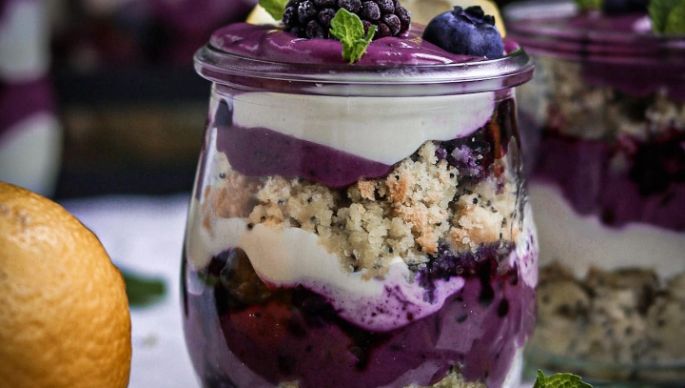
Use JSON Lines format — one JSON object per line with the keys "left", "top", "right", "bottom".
{"left": 330, "top": 8, "right": 377, "bottom": 63}
{"left": 259, "top": 0, "right": 289, "bottom": 20}
{"left": 649, "top": 0, "right": 685, "bottom": 34}
{"left": 534, "top": 371, "right": 592, "bottom": 388}
{"left": 575, "top": 0, "right": 602, "bottom": 11}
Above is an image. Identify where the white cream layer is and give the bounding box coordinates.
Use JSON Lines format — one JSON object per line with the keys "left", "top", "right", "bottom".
{"left": 219, "top": 91, "right": 495, "bottom": 165}
{"left": 530, "top": 183, "right": 685, "bottom": 279}
{"left": 186, "top": 207, "right": 464, "bottom": 331}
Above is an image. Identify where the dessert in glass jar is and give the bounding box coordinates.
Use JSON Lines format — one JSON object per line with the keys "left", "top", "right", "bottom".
{"left": 508, "top": 0, "right": 685, "bottom": 383}
{"left": 182, "top": 3, "right": 536, "bottom": 387}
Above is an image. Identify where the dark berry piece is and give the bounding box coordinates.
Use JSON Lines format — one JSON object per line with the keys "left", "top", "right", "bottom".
{"left": 337, "top": 0, "right": 362, "bottom": 13}
{"left": 313, "top": 0, "right": 336, "bottom": 6}
{"left": 465, "top": 5, "right": 484, "bottom": 19}
{"left": 376, "top": 22, "right": 391, "bottom": 38}
{"left": 395, "top": 6, "right": 410, "bottom": 33}
{"left": 362, "top": 20, "right": 372, "bottom": 32}
{"left": 306, "top": 20, "right": 326, "bottom": 38}
{"left": 602, "top": 0, "right": 649, "bottom": 15}
{"left": 283, "top": 6, "right": 297, "bottom": 26}
{"left": 376, "top": 0, "right": 394, "bottom": 14}
{"left": 483, "top": 14, "right": 495, "bottom": 26}
{"left": 361, "top": 1, "right": 381, "bottom": 20}
{"left": 289, "top": 26, "right": 304, "bottom": 37}
{"left": 382, "top": 14, "right": 401, "bottom": 35}
{"left": 317, "top": 8, "right": 336, "bottom": 27}
{"left": 422, "top": 6, "right": 504, "bottom": 59}
{"left": 298, "top": 1, "right": 317, "bottom": 23}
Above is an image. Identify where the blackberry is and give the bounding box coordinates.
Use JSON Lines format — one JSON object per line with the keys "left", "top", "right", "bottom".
{"left": 282, "top": 0, "right": 411, "bottom": 39}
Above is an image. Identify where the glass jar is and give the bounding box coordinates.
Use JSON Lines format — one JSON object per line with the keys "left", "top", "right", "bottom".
{"left": 181, "top": 31, "right": 536, "bottom": 388}
{"left": 507, "top": 0, "right": 685, "bottom": 383}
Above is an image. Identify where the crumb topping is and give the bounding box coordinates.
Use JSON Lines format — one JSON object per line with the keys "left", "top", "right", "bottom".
{"left": 522, "top": 57, "right": 685, "bottom": 141}
{"left": 533, "top": 263, "right": 685, "bottom": 366}
{"left": 203, "top": 141, "right": 521, "bottom": 274}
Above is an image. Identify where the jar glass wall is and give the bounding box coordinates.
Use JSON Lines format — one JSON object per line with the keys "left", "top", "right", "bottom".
{"left": 181, "top": 40, "right": 536, "bottom": 388}
{"left": 508, "top": 0, "right": 685, "bottom": 383}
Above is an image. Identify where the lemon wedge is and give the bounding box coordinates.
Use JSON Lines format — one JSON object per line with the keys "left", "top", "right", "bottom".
{"left": 246, "top": 4, "right": 278, "bottom": 24}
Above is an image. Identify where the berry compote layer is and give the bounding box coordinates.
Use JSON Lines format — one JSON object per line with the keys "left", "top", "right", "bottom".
{"left": 183, "top": 19, "right": 536, "bottom": 388}
{"left": 509, "top": 1, "right": 685, "bottom": 382}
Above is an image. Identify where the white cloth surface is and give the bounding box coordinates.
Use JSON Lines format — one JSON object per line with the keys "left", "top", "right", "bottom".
{"left": 64, "top": 194, "right": 199, "bottom": 388}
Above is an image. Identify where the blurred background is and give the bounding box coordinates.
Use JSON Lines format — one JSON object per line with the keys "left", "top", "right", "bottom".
{"left": 1, "top": 0, "right": 259, "bottom": 198}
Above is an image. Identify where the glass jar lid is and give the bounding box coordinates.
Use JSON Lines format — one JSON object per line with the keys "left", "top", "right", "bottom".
{"left": 194, "top": 27, "right": 534, "bottom": 96}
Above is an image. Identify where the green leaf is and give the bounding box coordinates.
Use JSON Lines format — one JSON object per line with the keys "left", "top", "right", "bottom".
{"left": 259, "top": 0, "right": 289, "bottom": 20}
{"left": 575, "top": 0, "right": 602, "bottom": 11}
{"left": 649, "top": 0, "right": 685, "bottom": 34}
{"left": 664, "top": 1, "right": 685, "bottom": 34}
{"left": 122, "top": 269, "right": 166, "bottom": 308}
{"left": 329, "top": 8, "right": 377, "bottom": 63}
{"left": 534, "top": 370, "right": 593, "bottom": 388}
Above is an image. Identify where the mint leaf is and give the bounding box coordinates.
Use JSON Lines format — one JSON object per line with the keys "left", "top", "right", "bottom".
{"left": 664, "top": 1, "right": 685, "bottom": 34}
{"left": 259, "top": 0, "right": 288, "bottom": 20}
{"left": 649, "top": 0, "right": 685, "bottom": 34}
{"left": 122, "top": 269, "right": 166, "bottom": 308}
{"left": 330, "top": 8, "right": 377, "bottom": 63}
{"left": 534, "top": 370, "right": 593, "bottom": 388}
{"left": 575, "top": 0, "right": 602, "bottom": 11}
{"left": 349, "top": 25, "right": 376, "bottom": 62}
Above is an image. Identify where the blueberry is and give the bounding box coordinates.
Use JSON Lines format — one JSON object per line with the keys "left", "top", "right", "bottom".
{"left": 602, "top": 0, "right": 649, "bottom": 15}
{"left": 422, "top": 6, "right": 504, "bottom": 59}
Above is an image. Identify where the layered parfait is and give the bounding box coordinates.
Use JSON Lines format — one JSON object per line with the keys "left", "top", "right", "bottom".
{"left": 182, "top": 2, "right": 537, "bottom": 387}
{"left": 508, "top": 0, "right": 685, "bottom": 382}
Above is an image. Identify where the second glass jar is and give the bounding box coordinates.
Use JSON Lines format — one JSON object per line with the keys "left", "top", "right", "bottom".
{"left": 508, "top": 0, "right": 685, "bottom": 384}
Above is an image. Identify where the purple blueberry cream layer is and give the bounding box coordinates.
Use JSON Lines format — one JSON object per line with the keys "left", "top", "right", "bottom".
{"left": 509, "top": 0, "right": 685, "bottom": 381}
{"left": 183, "top": 3, "right": 536, "bottom": 388}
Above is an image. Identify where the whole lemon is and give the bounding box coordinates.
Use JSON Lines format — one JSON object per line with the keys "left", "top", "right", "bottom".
{"left": 0, "top": 182, "right": 131, "bottom": 388}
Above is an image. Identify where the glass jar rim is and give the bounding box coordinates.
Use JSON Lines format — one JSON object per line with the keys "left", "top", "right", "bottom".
{"left": 193, "top": 37, "right": 534, "bottom": 96}
{"left": 505, "top": 0, "right": 685, "bottom": 63}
